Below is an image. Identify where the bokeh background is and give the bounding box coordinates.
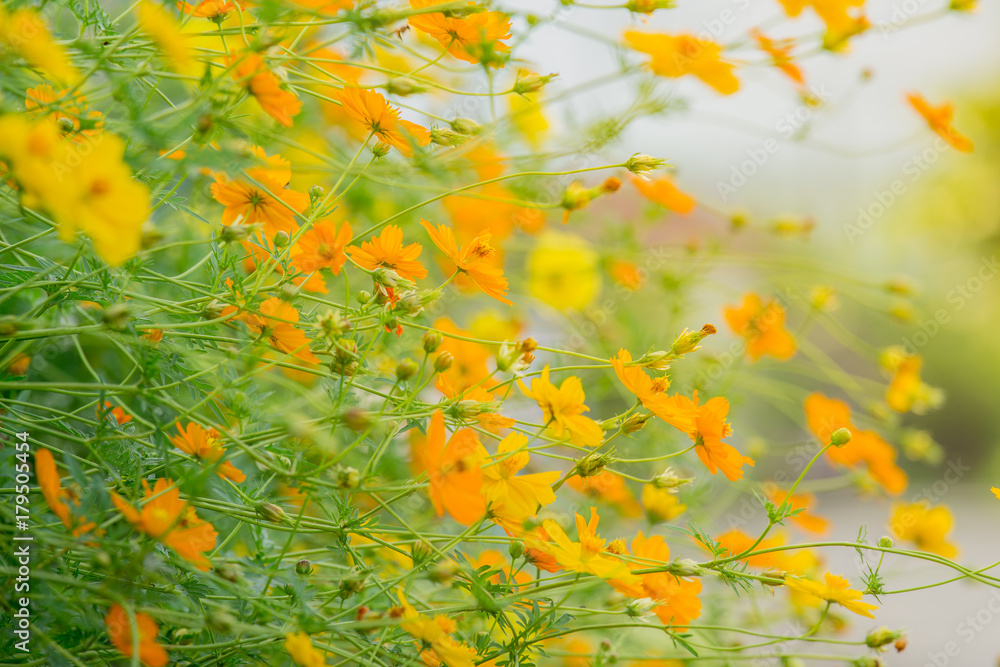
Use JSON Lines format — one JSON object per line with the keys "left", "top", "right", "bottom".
{"left": 501, "top": 1, "right": 1000, "bottom": 663}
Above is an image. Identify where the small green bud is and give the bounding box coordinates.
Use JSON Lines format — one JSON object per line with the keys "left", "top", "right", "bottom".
{"left": 878, "top": 536, "right": 894, "bottom": 548}
{"left": 508, "top": 541, "right": 525, "bottom": 560}
{"left": 272, "top": 231, "right": 290, "bottom": 248}
{"left": 434, "top": 351, "right": 454, "bottom": 373}
{"left": 396, "top": 358, "right": 419, "bottom": 381}
{"left": 295, "top": 560, "right": 313, "bottom": 576}
{"left": 830, "top": 427, "right": 852, "bottom": 447}
{"left": 422, "top": 331, "right": 443, "bottom": 353}
{"left": 624, "top": 152, "right": 668, "bottom": 175}
{"left": 257, "top": 503, "right": 286, "bottom": 524}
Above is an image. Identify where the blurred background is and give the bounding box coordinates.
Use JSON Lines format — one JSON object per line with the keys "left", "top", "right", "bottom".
{"left": 496, "top": 1, "right": 1000, "bottom": 663}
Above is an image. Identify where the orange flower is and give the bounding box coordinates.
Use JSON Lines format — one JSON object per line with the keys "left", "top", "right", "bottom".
{"left": 244, "top": 297, "right": 321, "bottom": 365}
{"left": 25, "top": 84, "right": 103, "bottom": 138}
{"left": 171, "top": 422, "right": 245, "bottom": 483}
{"left": 628, "top": 532, "right": 702, "bottom": 628}
{"left": 346, "top": 225, "right": 427, "bottom": 281}
{"left": 421, "top": 219, "right": 512, "bottom": 304}
{"left": 35, "top": 449, "right": 97, "bottom": 536}
{"left": 336, "top": 88, "right": 429, "bottom": 156}
{"left": 751, "top": 29, "right": 804, "bottom": 85}
{"left": 98, "top": 401, "right": 133, "bottom": 424}
{"left": 210, "top": 147, "right": 310, "bottom": 238}
{"left": 112, "top": 478, "right": 218, "bottom": 570}
{"left": 631, "top": 175, "right": 696, "bottom": 214}
{"left": 907, "top": 92, "right": 973, "bottom": 153}
{"left": 804, "top": 393, "right": 908, "bottom": 495}
{"left": 518, "top": 366, "right": 605, "bottom": 448}
{"left": 408, "top": 0, "right": 512, "bottom": 67}
{"left": 624, "top": 31, "right": 739, "bottom": 95}
{"left": 293, "top": 0, "right": 353, "bottom": 15}
{"left": 777, "top": 0, "right": 866, "bottom": 34}
{"left": 679, "top": 392, "right": 754, "bottom": 481}
{"left": 422, "top": 410, "right": 486, "bottom": 525}
{"left": 724, "top": 293, "right": 797, "bottom": 361}
{"left": 766, "top": 488, "right": 829, "bottom": 534}
{"left": 610, "top": 349, "right": 692, "bottom": 431}
{"left": 230, "top": 51, "right": 302, "bottom": 127}
{"left": 176, "top": 0, "right": 237, "bottom": 18}
{"left": 105, "top": 604, "right": 168, "bottom": 667}
{"left": 292, "top": 218, "right": 352, "bottom": 275}
{"left": 886, "top": 353, "right": 923, "bottom": 413}
{"left": 567, "top": 470, "right": 642, "bottom": 517}
{"left": 609, "top": 260, "right": 644, "bottom": 290}
{"left": 433, "top": 317, "right": 491, "bottom": 390}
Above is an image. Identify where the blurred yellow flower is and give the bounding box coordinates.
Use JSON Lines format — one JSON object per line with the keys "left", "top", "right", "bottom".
{"left": 624, "top": 31, "right": 739, "bottom": 95}
{"left": 641, "top": 483, "right": 686, "bottom": 522}
{"left": 526, "top": 232, "right": 600, "bottom": 311}
{"left": 890, "top": 502, "right": 958, "bottom": 558}
{"left": 784, "top": 572, "right": 878, "bottom": 619}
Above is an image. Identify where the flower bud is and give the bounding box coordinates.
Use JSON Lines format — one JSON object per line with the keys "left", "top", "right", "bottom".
{"left": 335, "top": 466, "right": 361, "bottom": 490}
{"left": 430, "top": 127, "right": 470, "bottom": 147}
{"left": 257, "top": 503, "right": 286, "bottom": 524}
{"left": 513, "top": 72, "right": 557, "bottom": 95}
{"left": 295, "top": 559, "right": 313, "bottom": 576}
{"left": 371, "top": 141, "right": 391, "bottom": 158}
{"left": 601, "top": 177, "right": 621, "bottom": 193}
{"left": 356, "top": 290, "right": 373, "bottom": 305}
{"left": 396, "top": 358, "right": 419, "bottom": 381}
{"left": 851, "top": 658, "right": 883, "bottom": 667}
{"left": 625, "top": 153, "right": 668, "bottom": 176}
{"left": 220, "top": 223, "right": 254, "bottom": 243}
{"left": 866, "top": 627, "right": 904, "bottom": 650}
{"left": 429, "top": 559, "right": 459, "bottom": 583}
{"left": 272, "top": 231, "right": 290, "bottom": 248}
{"left": 670, "top": 559, "right": 703, "bottom": 577}
{"left": 894, "top": 637, "right": 907, "bottom": 652}
{"left": 671, "top": 323, "right": 717, "bottom": 356}
{"left": 576, "top": 451, "right": 612, "bottom": 478}
{"left": 339, "top": 573, "right": 367, "bottom": 598}
{"left": 319, "top": 310, "right": 351, "bottom": 337}
{"left": 878, "top": 536, "right": 894, "bottom": 548}
{"left": 309, "top": 185, "right": 325, "bottom": 199}
{"left": 450, "top": 117, "right": 481, "bottom": 135}
{"left": 422, "top": 331, "right": 443, "bottom": 353}
{"left": 830, "top": 427, "right": 852, "bottom": 447}
{"left": 622, "top": 412, "right": 653, "bottom": 434}
{"left": 508, "top": 541, "right": 525, "bottom": 560}
{"left": 279, "top": 283, "right": 298, "bottom": 302}
{"left": 626, "top": 0, "right": 676, "bottom": 13}
{"left": 385, "top": 77, "right": 425, "bottom": 96}
{"left": 624, "top": 597, "right": 656, "bottom": 618}
{"left": 342, "top": 408, "right": 371, "bottom": 433}
{"left": 434, "top": 351, "right": 454, "bottom": 373}
{"left": 93, "top": 551, "right": 112, "bottom": 569}
{"left": 215, "top": 563, "right": 242, "bottom": 583}
{"left": 652, "top": 467, "right": 693, "bottom": 490}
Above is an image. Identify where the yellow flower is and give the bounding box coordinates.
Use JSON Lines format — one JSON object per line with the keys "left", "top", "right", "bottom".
{"left": 395, "top": 591, "right": 477, "bottom": 667}
{"left": 284, "top": 632, "right": 325, "bottom": 667}
{"left": 784, "top": 572, "right": 878, "bottom": 619}
{"left": 641, "top": 484, "right": 686, "bottom": 522}
{"left": 533, "top": 508, "right": 639, "bottom": 586}
{"left": 518, "top": 366, "right": 605, "bottom": 447}
{"left": 479, "top": 432, "right": 560, "bottom": 520}
{"left": 889, "top": 502, "right": 958, "bottom": 558}
{"left": 624, "top": 31, "right": 738, "bottom": 95}
{"left": 0, "top": 7, "right": 80, "bottom": 83}
{"left": 0, "top": 116, "right": 150, "bottom": 266}
{"left": 137, "top": 1, "right": 198, "bottom": 74}
{"left": 527, "top": 232, "right": 601, "bottom": 311}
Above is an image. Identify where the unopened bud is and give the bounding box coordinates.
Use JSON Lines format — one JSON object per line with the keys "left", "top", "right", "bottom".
{"left": 513, "top": 72, "right": 557, "bottom": 95}
{"left": 576, "top": 451, "right": 612, "bottom": 478}
{"left": 652, "top": 467, "right": 692, "bottom": 490}
{"left": 450, "top": 117, "right": 481, "bottom": 135}
{"left": 878, "top": 536, "right": 894, "bottom": 548}
{"left": 334, "top": 465, "right": 361, "bottom": 490}
{"left": 422, "top": 331, "right": 443, "bottom": 353}
{"left": 356, "top": 290, "right": 373, "bottom": 305}
{"left": 625, "top": 0, "right": 676, "bottom": 13}
{"left": 434, "top": 351, "right": 454, "bottom": 373}
{"left": 257, "top": 503, "right": 286, "bottom": 524}
{"left": 622, "top": 412, "right": 653, "bottom": 434}
{"left": 371, "top": 142, "right": 391, "bottom": 158}
{"left": 671, "top": 324, "right": 717, "bottom": 356}
{"left": 221, "top": 224, "right": 252, "bottom": 243}
{"left": 309, "top": 185, "right": 325, "bottom": 199}
{"left": 601, "top": 177, "right": 621, "bottom": 193}
{"left": 866, "top": 627, "right": 904, "bottom": 650}
{"left": 279, "top": 283, "right": 298, "bottom": 301}
{"left": 272, "top": 231, "right": 290, "bottom": 248}
{"left": 508, "top": 541, "right": 525, "bottom": 560}
{"left": 429, "top": 559, "right": 459, "bottom": 583}
{"left": 625, "top": 153, "right": 668, "bottom": 175}
{"left": 295, "top": 559, "right": 313, "bottom": 576}
{"left": 319, "top": 310, "right": 351, "bottom": 337}
{"left": 830, "top": 427, "right": 852, "bottom": 447}
{"left": 339, "top": 573, "right": 367, "bottom": 598}
{"left": 396, "top": 358, "right": 419, "bottom": 381}
{"left": 342, "top": 409, "right": 371, "bottom": 432}
{"left": 385, "top": 77, "right": 425, "bottom": 96}
{"left": 430, "top": 127, "right": 470, "bottom": 147}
